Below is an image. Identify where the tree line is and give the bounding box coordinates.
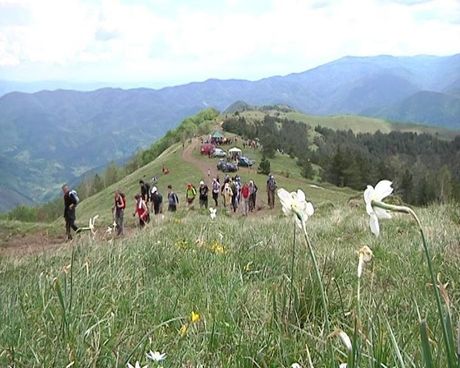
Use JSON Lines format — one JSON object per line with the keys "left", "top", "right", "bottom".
{"left": 222, "top": 114, "right": 460, "bottom": 205}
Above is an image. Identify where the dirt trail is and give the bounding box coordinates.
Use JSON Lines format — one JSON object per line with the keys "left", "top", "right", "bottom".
{"left": 2, "top": 139, "right": 275, "bottom": 256}
{"left": 181, "top": 138, "right": 274, "bottom": 215}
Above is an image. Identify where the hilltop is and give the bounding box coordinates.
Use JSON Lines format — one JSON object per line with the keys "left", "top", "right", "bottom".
{"left": 0, "top": 120, "right": 356, "bottom": 253}
{"left": 224, "top": 106, "right": 457, "bottom": 138}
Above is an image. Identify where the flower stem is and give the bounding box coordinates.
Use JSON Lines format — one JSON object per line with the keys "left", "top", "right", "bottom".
{"left": 372, "top": 200, "right": 454, "bottom": 365}
{"left": 301, "top": 223, "right": 330, "bottom": 337}
{"left": 288, "top": 221, "right": 296, "bottom": 320}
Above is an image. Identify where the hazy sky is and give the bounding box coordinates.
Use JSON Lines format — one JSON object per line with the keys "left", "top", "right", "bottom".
{"left": 0, "top": 0, "right": 459, "bottom": 87}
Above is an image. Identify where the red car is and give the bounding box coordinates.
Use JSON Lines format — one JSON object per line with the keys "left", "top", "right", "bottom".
{"left": 200, "top": 143, "right": 215, "bottom": 155}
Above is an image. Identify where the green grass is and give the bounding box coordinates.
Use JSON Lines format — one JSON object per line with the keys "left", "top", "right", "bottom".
{"left": 0, "top": 219, "right": 58, "bottom": 246}
{"left": 71, "top": 144, "right": 204, "bottom": 227}
{"left": 1, "top": 200, "right": 459, "bottom": 367}
{"left": 2, "top": 133, "right": 459, "bottom": 367}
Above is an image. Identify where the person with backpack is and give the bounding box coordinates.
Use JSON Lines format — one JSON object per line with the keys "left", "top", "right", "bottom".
{"left": 267, "top": 174, "right": 277, "bottom": 209}
{"left": 185, "top": 183, "right": 197, "bottom": 209}
{"left": 167, "top": 185, "right": 179, "bottom": 212}
{"left": 241, "top": 182, "right": 251, "bottom": 216}
{"left": 249, "top": 180, "right": 258, "bottom": 212}
{"left": 234, "top": 175, "right": 242, "bottom": 205}
{"left": 139, "top": 180, "right": 150, "bottom": 203}
{"left": 150, "top": 186, "right": 163, "bottom": 215}
{"left": 62, "top": 184, "right": 80, "bottom": 240}
{"left": 198, "top": 180, "right": 209, "bottom": 209}
{"left": 212, "top": 178, "right": 220, "bottom": 207}
{"left": 230, "top": 179, "right": 238, "bottom": 212}
{"left": 112, "top": 190, "right": 126, "bottom": 235}
{"left": 222, "top": 182, "right": 233, "bottom": 208}
{"left": 133, "top": 194, "right": 149, "bottom": 227}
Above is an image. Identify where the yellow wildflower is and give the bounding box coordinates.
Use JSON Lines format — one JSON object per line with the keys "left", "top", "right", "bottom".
{"left": 191, "top": 311, "right": 201, "bottom": 323}
{"left": 179, "top": 323, "right": 188, "bottom": 337}
{"left": 210, "top": 241, "right": 225, "bottom": 254}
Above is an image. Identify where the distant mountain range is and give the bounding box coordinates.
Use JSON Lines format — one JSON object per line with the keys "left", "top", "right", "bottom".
{"left": 1, "top": 54, "right": 459, "bottom": 211}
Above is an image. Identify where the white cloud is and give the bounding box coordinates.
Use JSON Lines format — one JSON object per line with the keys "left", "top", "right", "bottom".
{"left": 0, "top": 0, "right": 458, "bottom": 84}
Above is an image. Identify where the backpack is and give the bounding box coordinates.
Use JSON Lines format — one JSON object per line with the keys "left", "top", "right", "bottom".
{"left": 144, "top": 183, "right": 151, "bottom": 199}
{"left": 268, "top": 178, "right": 276, "bottom": 191}
{"left": 119, "top": 193, "right": 126, "bottom": 209}
{"left": 169, "top": 192, "right": 178, "bottom": 205}
{"left": 241, "top": 185, "right": 250, "bottom": 198}
{"left": 69, "top": 190, "right": 80, "bottom": 206}
{"left": 187, "top": 186, "right": 196, "bottom": 198}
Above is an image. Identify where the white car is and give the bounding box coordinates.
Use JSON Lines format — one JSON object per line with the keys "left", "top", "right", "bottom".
{"left": 212, "top": 148, "right": 227, "bottom": 157}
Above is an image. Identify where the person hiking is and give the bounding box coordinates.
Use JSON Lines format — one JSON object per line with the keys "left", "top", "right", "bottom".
{"left": 112, "top": 190, "right": 126, "bottom": 235}
{"left": 62, "top": 184, "right": 80, "bottom": 240}
{"left": 185, "top": 183, "right": 197, "bottom": 209}
{"left": 234, "top": 175, "right": 242, "bottom": 205}
{"left": 267, "top": 174, "right": 277, "bottom": 209}
{"left": 139, "top": 180, "right": 150, "bottom": 203}
{"left": 198, "top": 180, "right": 209, "bottom": 209}
{"left": 230, "top": 179, "right": 238, "bottom": 212}
{"left": 241, "top": 182, "right": 250, "bottom": 216}
{"left": 212, "top": 178, "right": 220, "bottom": 207}
{"left": 133, "top": 194, "right": 149, "bottom": 227}
{"left": 150, "top": 186, "right": 163, "bottom": 215}
{"left": 167, "top": 185, "right": 179, "bottom": 212}
{"left": 222, "top": 182, "right": 233, "bottom": 208}
{"left": 249, "top": 180, "right": 258, "bottom": 212}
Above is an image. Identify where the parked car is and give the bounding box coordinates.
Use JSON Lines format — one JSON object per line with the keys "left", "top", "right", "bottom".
{"left": 200, "top": 143, "right": 215, "bottom": 155}
{"left": 217, "top": 159, "right": 238, "bottom": 172}
{"left": 212, "top": 148, "right": 227, "bottom": 157}
{"left": 238, "top": 156, "right": 254, "bottom": 167}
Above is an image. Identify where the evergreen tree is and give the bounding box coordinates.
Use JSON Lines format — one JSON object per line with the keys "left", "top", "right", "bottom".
{"left": 258, "top": 156, "right": 271, "bottom": 175}
{"left": 300, "top": 159, "right": 315, "bottom": 179}
{"left": 400, "top": 169, "right": 414, "bottom": 203}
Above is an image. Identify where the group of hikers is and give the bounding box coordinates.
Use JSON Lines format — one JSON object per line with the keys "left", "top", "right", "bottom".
{"left": 62, "top": 174, "right": 278, "bottom": 240}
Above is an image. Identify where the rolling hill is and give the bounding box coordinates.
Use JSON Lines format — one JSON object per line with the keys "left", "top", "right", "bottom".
{"left": 1, "top": 54, "right": 460, "bottom": 211}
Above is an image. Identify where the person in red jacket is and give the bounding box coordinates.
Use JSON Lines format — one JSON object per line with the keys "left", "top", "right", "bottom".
{"left": 241, "top": 182, "right": 250, "bottom": 216}
{"left": 133, "top": 194, "right": 149, "bottom": 227}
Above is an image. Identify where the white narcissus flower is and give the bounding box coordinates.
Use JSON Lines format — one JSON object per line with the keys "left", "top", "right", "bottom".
{"left": 209, "top": 207, "right": 217, "bottom": 220}
{"left": 357, "top": 245, "right": 373, "bottom": 278}
{"left": 146, "top": 350, "right": 166, "bottom": 362}
{"left": 88, "top": 215, "right": 99, "bottom": 235}
{"left": 339, "top": 364, "right": 348, "bottom": 368}
{"left": 364, "top": 180, "right": 393, "bottom": 236}
{"left": 291, "top": 363, "right": 302, "bottom": 368}
{"left": 127, "top": 362, "right": 147, "bottom": 368}
{"left": 277, "top": 188, "right": 314, "bottom": 228}
{"left": 338, "top": 330, "right": 352, "bottom": 352}
{"left": 329, "top": 329, "right": 352, "bottom": 352}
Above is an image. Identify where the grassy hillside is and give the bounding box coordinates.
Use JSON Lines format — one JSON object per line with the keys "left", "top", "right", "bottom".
{"left": 1, "top": 130, "right": 460, "bottom": 366}
{"left": 1, "top": 196, "right": 459, "bottom": 366}
{"left": 227, "top": 109, "right": 458, "bottom": 139}
{"left": 74, "top": 140, "right": 355, "bottom": 228}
